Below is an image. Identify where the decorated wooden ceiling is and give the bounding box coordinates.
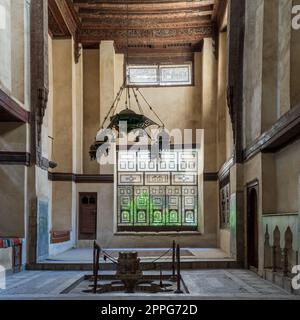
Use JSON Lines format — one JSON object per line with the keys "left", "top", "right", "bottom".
{"left": 49, "top": 0, "right": 227, "bottom": 57}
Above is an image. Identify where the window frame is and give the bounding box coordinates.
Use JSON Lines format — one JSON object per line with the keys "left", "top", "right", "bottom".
{"left": 125, "top": 61, "right": 194, "bottom": 88}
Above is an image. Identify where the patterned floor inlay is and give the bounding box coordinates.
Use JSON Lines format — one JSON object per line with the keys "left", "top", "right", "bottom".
{"left": 0, "top": 269, "right": 299, "bottom": 299}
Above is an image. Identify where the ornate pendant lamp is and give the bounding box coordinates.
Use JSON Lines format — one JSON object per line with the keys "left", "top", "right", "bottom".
{"left": 89, "top": 85, "right": 166, "bottom": 160}
{"left": 89, "top": 4, "right": 167, "bottom": 160}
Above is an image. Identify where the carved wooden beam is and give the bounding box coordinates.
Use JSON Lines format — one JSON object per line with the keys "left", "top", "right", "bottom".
{"left": 79, "top": 11, "right": 213, "bottom": 27}
{"left": 54, "top": 0, "right": 81, "bottom": 37}
{"left": 81, "top": 19, "right": 212, "bottom": 30}
{"left": 0, "top": 88, "right": 30, "bottom": 122}
{"left": 79, "top": 25, "right": 213, "bottom": 44}
{"left": 212, "top": 0, "right": 228, "bottom": 31}
{"left": 244, "top": 103, "right": 300, "bottom": 161}
{"left": 114, "top": 41, "right": 203, "bottom": 55}
{"left": 48, "top": 0, "right": 71, "bottom": 38}
{"left": 73, "top": 0, "right": 215, "bottom": 13}
{"left": 0, "top": 152, "right": 30, "bottom": 165}
{"left": 50, "top": 0, "right": 82, "bottom": 63}
{"left": 48, "top": 172, "right": 114, "bottom": 183}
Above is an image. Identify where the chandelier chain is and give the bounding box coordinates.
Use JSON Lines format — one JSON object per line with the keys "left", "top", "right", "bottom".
{"left": 136, "top": 88, "right": 165, "bottom": 128}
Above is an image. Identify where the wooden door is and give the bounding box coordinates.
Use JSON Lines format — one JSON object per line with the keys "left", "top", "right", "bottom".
{"left": 79, "top": 193, "right": 97, "bottom": 240}
{"left": 247, "top": 183, "right": 259, "bottom": 269}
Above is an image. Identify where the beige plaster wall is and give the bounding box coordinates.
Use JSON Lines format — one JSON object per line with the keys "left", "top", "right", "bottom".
{"left": 100, "top": 41, "right": 115, "bottom": 126}
{"left": 0, "top": 0, "right": 11, "bottom": 91}
{"left": 243, "top": 0, "right": 263, "bottom": 147}
{"left": 220, "top": 229, "right": 231, "bottom": 256}
{"left": 261, "top": 153, "right": 277, "bottom": 214}
{"left": 274, "top": 139, "right": 300, "bottom": 213}
{"left": 52, "top": 181, "right": 72, "bottom": 231}
{"left": 215, "top": 29, "right": 234, "bottom": 254}
{"left": 277, "top": 0, "right": 292, "bottom": 117}
{"left": 113, "top": 52, "right": 202, "bottom": 135}
{"left": 243, "top": 154, "right": 264, "bottom": 271}
{"left": 75, "top": 182, "right": 217, "bottom": 249}
{"left": 202, "top": 38, "right": 217, "bottom": 172}
{"left": 0, "top": 0, "right": 29, "bottom": 107}
{"left": 10, "top": 0, "right": 25, "bottom": 103}
{"left": 72, "top": 39, "right": 83, "bottom": 174}
{"left": 51, "top": 39, "right": 73, "bottom": 173}
{"left": 0, "top": 123, "right": 26, "bottom": 151}
{"left": 216, "top": 30, "right": 233, "bottom": 166}
{"left": 48, "top": 35, "right": 54, "bottom": 160}
{"left": 261, "top": 0, "right": 279, "bottom": 131}
{"left": 72, "top": 40, "right": 220, "bottom": 248}
{"left": 217, "top": 32, "right": 227, "bottom": 168}
{"left": 0, "top": 165, "right": 25, "bottom": 237}
{"left": 83, "top": 49, "right": 100, "bottom": 174}
{"left": 291, "top": 0, "right": 300, "bottom": 108}
{"left": 50, "top": 39, "right": 73, "bottom": 231}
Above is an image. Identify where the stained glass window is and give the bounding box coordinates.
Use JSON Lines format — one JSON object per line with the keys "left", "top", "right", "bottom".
{"left": 116, "top": 149, "right": 199, "bottom": 232}
{"left": 126, "top": 63, "right": 192, "bottom": 86}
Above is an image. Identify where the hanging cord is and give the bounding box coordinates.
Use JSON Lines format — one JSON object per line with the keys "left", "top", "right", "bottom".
{"left": 132, "top": 87, "right": 144, "bottom": 115}
{"left": 101, "top": 249, "right": 118, "bottom": 265}
{"left": 111, "top": 85, "right": 124, "bottom": 117}
{"left": 141, "top": 246, "right": 174, "bottom": 271}
{"left": 136, "top": 88, "right": 165, "bottom": 128}
{"left": 125, "top": 86, "right": 129, "bottom": 109}
{"left": 98, "top": 82, "right": 125, "bottom": 130}
{"left": 128, "top": 87, "right": 131, "bottom": 109}
{"left": 131, "top": 87, "right": 153, "bottom": 139}
{"left": 48, "top": 136, "right": 55, "bottom": 161}
{"left": 150, "top": 248, "right": 172, "bottom": 264}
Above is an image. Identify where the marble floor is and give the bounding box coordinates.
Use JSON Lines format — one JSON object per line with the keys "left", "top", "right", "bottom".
{"left": 0, "top": 269, "right": 299, "bottom": 300}
{"left": 45, "top": 248, "right": 232, "bottom": 264}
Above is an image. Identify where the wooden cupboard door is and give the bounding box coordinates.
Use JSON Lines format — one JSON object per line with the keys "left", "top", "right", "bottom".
{"left": 79, "top": 193, "right": 97, "bottom": 240}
